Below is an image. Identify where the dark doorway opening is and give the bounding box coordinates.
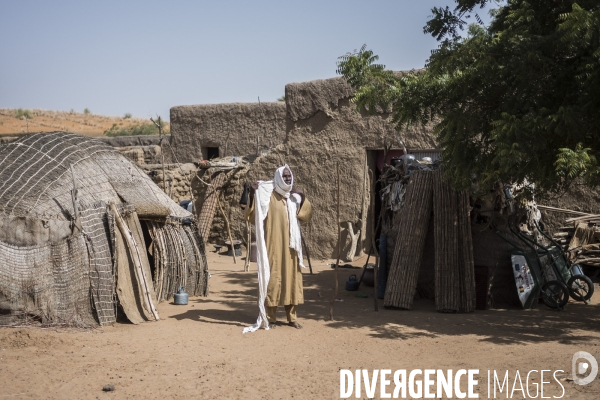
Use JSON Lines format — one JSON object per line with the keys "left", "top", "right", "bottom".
{"left": 139, "top": 220, "right": 155, "bottom": 281}
{"left": 205, "top": 147, "right": 219, "bottom": 160}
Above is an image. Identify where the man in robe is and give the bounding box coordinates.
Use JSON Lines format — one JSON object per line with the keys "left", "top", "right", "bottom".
{"left": 244, "top": 165, "right": 312, "bottom": 331}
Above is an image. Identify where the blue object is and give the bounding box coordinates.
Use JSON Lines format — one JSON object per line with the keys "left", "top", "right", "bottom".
{"left": 346, "top": 274, "right": 360, "bottom": 291}
{"left": 377, "top": 235, "right": 388, "bottom": 299}
{"left": 174, "top": 286, "right": 188, "bottom": 305}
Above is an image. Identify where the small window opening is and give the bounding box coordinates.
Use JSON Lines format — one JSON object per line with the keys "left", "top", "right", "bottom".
{"left": 205, "top": 147, "right": 219, "bottom": 160}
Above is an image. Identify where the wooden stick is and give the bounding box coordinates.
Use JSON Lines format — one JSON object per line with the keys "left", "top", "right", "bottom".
{"left": 359, "top": 151, "right": 369, "bottom": 257}
{"left": 577, "top": 258, "right": 600, "bottom": 263}
{"left": 329, "top": 163, "right": 341, "bottom": 321}
{"left": 566, "top": 214, "right": 600, "bottom": 223}
{"left": 216, "top": 192, "right": 236, "bottom": 265}
{"left": 369, "top": 169, "right": 379, "bottom": 312}
{"left": 537, "top": 205, "right": 594, "bottom": 215}
{"left": 151, "top": 116, "right": 168, "bottom": 198}
{"left": 109, "top": 202, "right": 159, "bottom": 321}
{"left": 244, "top": 220, "right": 251, "bottom": 272}
{"left": 302, "top": 235, "right": 313, "bottom": 275}
{"left": 69, "top": 164, "right": 81, "bottom": 232}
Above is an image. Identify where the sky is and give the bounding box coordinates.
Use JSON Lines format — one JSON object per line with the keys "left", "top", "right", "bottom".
{"left": 0, "top": 1, "right": 497, "bottom": 121}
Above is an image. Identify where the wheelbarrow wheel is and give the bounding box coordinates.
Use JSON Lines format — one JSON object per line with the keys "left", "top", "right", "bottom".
{"left": 567, "top": 274, "right": 594, "bottom": 302}
{"left": 541, "top": 281, "right": 569, "bottom": 309}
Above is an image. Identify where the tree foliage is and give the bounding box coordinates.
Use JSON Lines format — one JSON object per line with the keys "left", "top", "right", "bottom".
{"left": 337, "top": 0, "right": 600, "bottom": 198}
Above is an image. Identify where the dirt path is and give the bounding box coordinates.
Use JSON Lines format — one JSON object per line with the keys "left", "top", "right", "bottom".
{"left": 1, "top": 252, "right": 599, "bottom": 399}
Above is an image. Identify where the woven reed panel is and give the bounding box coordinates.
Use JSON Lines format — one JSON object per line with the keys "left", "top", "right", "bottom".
{"left": 432, "top": 168, "right": 475, "bottom": 313}
{"left": 383, "top": 171, "right": 434, "bottom": 309}
{"left": 148, "top": 220, "right": 209, "bottom": 301}
{"left": 197, "top": 170, "right": 226, "bottom": 243}
{"left": 0, "top": 234, "right": 98, "bottom": 327}
{"left": 79, "top": 202, "right": 116, "bottom": 325}
{"left": 182, "top": 223, "right": 209, "bottom": 296}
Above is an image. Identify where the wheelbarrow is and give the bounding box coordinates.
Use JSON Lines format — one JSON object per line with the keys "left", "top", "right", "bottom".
{"left": 496, "top": 221, "right": 594, "bottom": 309}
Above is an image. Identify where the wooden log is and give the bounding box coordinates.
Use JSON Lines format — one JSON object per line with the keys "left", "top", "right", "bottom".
{"left": 343, "top": 222, "right": 361, "bottom": 262}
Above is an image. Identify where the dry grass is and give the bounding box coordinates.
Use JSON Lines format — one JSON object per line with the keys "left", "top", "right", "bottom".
{"left": 0, "top": 109, "right": 170, "bottom": 138}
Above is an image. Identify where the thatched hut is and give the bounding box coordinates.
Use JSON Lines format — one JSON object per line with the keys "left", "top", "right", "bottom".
{"left": 0, "top": 132, "right": 209, "bottom": 327}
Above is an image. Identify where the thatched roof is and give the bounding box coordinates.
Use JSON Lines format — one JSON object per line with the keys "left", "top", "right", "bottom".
{"left": 0, "top": 131, "right": 189, "bottom": 221}
{"left": 0, "top": 132, "right": 208, "bottom": 328}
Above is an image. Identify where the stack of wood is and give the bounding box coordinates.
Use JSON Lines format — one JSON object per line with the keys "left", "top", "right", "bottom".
{"left": 550, "top": 226, "right": 576, "bottom": 250}
{"left": 560, "top": 214, "right": 600, "bottom": 268}
{"left": 432, "top": 169, "right": 475, "bottom": 313}
{"left": 384, "top": 171, "right": 434, "bottom": 309}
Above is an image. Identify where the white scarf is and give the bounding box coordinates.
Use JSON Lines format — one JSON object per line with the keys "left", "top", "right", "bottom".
{"left": 274, "top": 164, "right": 293, "bottom": 198}
{"left": 242, "top": 166, "right": 305, "bottom": 334}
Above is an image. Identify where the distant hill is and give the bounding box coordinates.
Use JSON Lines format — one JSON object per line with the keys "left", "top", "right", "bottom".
{"left": 0, "top": 109, "right": 170, "bottom": 138}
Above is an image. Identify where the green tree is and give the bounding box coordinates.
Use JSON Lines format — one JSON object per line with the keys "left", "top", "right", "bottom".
{"left": 337, "top": 0, "right": 600, "bottom": 198}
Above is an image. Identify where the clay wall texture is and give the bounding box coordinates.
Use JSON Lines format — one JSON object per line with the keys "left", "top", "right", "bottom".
{"left": 246, "top": 76, "right": 438, "bottom": 259}
{"left": 141, "top": 163, "right": 197, "bottom": 204}
{"left": 169, "top": 103, "right": 286, "bottom": 163}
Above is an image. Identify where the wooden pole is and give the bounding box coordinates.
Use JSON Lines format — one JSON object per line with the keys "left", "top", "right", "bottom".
{"left": 329, "top": 163, "right": 341, "bottom": 320}
{"left": 151, "top": 116, "right": 168, "bottom": 198}
{"left": 369, "top": 169, "right": 379, "bottom": 312}
{"left": 70, "top": 164, "right": 81, "bottom": 232}
{"left": 244, "top": 220, "right": 251, "bottom": 272}
{"left": 216, "top": 192, "right": 237, "bottom": 265}
{"left": 359, "top": 151, "right": 369, "bottom": 257}
{"left": 302, "top": 235, "right": 313, "bottom": 275}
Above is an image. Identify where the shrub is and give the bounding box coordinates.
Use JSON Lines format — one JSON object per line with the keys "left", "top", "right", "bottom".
{"left": 83, "top": 108, "right": 90, "bottom": 115}
{"left": 123, "top": 113, "right": 132, "bottom": 119}
{"left": 14, "top": 109, "right": 33, "bottom": 119}
{"left": 104, "top": 123, "right": 169, "bottom": 137}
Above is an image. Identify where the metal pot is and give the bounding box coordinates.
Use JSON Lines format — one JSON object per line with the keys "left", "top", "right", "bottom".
{"left": 174, "top": 286, "right": 188, "bottom": 305}
{"left": 362, "top": 264, "right": 375, "bottom": 287}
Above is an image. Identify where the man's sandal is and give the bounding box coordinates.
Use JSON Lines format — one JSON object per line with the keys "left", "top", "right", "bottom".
{"left": 288, "top": 321, "right": 302, "bottom": 329}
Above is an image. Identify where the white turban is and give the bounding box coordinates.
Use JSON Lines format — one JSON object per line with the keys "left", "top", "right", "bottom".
{"left": 274, "top": 164, "right": 293, "bottom": 199}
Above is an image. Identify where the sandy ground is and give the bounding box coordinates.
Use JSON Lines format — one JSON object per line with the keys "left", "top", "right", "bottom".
{"left": 0, "top": 109, "right": 167, "bottom": 137}
{"left": 1, "top": 251, "right": 599, "bottom": 399}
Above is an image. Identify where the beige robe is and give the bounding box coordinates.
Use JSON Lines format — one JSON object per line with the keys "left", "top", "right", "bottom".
{"left": 246, "top": 191, "right": 312, "bottom": 306}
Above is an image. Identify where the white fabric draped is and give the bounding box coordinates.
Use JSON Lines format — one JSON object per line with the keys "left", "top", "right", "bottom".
{"left": 242, "top": 166, "right": 305, "bottom": 334}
